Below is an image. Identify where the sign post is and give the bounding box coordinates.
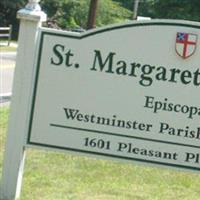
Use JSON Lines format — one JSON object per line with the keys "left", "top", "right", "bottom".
{"left": 0, "top": 1, "right": 46, "bottom": 200}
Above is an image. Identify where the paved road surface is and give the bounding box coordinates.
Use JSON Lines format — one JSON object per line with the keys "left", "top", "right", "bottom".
{"left": 0, "top": 52, "right": 16, "bottom": 106}
{"left": 0, "top": 52, "right": 16, "bottom": 60}
{"left": 0, "top": 67, "right": 14, "bottom": 94}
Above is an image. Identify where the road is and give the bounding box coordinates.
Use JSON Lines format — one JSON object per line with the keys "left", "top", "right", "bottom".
{"left": 0, "top": 52, "right": 16, "bottom": 105}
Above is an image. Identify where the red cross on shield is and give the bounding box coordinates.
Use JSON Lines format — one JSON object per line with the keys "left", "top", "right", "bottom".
{"left": 175, "top": 32, "right": 198, "bottom": 59}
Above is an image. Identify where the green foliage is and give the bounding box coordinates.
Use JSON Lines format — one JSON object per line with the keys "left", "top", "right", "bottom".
{"left": 113, "top": 0, "right": 155, "bottom": 18}
{"left": 41, "top": 0, "right": 80, "bottom": 28}
{"left": 0, "top": 0, "right": 131, "bottom": 37}
{"left": 70, "top": 0, "right": 131, "bottom": 28}
{"left": 0, "top": 0, "right": 26, "bottom": 38}
{"left": 113, "top": 0, "right": 133, "bottom": 10}
{"left": 96, "top": 0, "right": 132, "bottom": 26}
{"left": 41, "top": 0, "right": 132, "bottom": 29}
{"left": 152, "top": 0, "right": 200, "bottom": 21}
{"left": 114, "top": 0, "right": 200, "bottom": 22}
{"left": 2, "top": 0, "right": 200, "bottom": 39}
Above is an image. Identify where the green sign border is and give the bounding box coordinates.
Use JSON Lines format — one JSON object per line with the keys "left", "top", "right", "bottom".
{"left": 27, "top": 21, "right": 200, "bottom": 171}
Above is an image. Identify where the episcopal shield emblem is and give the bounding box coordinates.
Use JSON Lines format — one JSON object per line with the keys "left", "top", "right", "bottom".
{"left": 175, "top": 32, "right": 197, "bottom": 59}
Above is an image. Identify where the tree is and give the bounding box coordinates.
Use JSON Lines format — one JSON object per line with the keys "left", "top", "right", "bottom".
{"left": 0, "top": 0, "right": 25, "bottom": 26}
{"left": 0, "top": 0, "right": 131, "bottom": 38}
{"left": 152, "top": 0, "right": 200, "bottom": 21}
{"left": 114, "top": 0, "right": 200, "bottom": 21}
{"left": 2, "top": 0, "right": 200, "bottom": 40}
{"left": 41, "top": 0, "right": 132, "bottom": 29}
{"left": 0, "top": 0, "right": 26, "bottom": 38}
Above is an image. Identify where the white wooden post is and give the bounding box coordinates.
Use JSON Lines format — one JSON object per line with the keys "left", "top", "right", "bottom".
{"left": 0, "top": 1, "right": 46, "bottom": 200}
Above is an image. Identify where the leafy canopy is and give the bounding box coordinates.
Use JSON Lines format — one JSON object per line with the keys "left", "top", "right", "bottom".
{"left": 41, "top": 0, "right": 132, "bottom": 29}
{"left": 2, "top": 0, "right": 200, "bottom": 38}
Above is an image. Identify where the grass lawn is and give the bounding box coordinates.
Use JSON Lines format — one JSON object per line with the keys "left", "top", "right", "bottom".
{"left": 0, "top": 43, "right": 17, "bottom": 52}
{"left": 1, "top": 107, "right": 200, "bottom": 200}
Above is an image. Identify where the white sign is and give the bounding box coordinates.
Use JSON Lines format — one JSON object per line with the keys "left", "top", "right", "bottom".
{"left": 27, "top": 20, "right": 200, "bottom": 171}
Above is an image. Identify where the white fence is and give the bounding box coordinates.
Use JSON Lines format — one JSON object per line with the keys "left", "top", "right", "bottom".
{"left": 0, "top": 25, "right": 12, "bottom": 46}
